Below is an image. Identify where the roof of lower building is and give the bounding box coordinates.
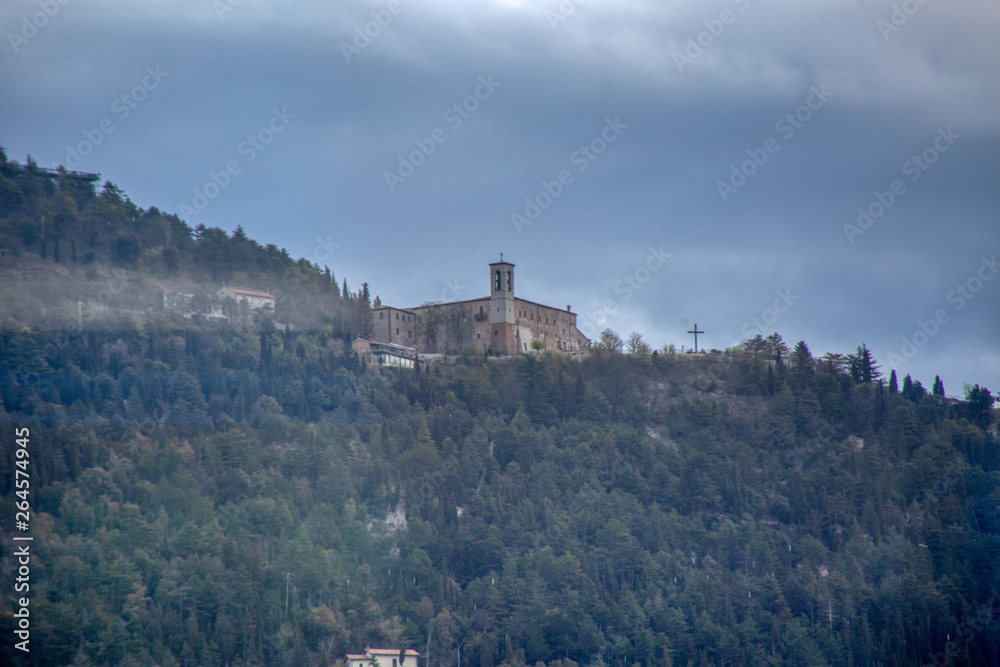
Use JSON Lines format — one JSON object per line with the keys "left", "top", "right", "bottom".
{"left": 221, "top": 285, "right": 275, "bottom": 299}
{"left": 367, "top": 648, "right": 420, "bottom": 656}
{"left": 346, "top": 648, "right": 420, "bottom": 659}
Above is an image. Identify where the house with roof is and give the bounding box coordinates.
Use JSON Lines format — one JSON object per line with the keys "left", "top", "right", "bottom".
{"left": 346, "top": 648, "right": 420, "bottom": 667}
{"left": 216, "top": 285, "right": 276, "bottom": 311}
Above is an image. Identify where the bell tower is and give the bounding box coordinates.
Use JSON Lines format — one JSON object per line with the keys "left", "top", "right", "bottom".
{"left": 489, "top": 256, "right": 516, "bottom": 354}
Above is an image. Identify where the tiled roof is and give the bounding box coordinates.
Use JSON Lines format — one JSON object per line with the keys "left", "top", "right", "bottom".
{"left": 367, "top": 648, "right": 420, "bottom": 655}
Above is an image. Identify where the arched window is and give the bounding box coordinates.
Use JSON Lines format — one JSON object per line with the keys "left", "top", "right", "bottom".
{"left": 506, "top": 271, "right": 512, "bottom": 291}
{"left": 494, "top": 270, "right": 501, "bottom": 292}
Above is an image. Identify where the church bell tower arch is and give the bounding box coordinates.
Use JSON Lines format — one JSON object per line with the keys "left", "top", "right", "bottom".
{"left": 489, "top": 256, "right": 516, "bottom": 354}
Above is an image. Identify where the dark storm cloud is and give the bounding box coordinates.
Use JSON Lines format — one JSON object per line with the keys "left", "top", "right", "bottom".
{"left": 1, "top": 0, "right": 997, "bottom": 393}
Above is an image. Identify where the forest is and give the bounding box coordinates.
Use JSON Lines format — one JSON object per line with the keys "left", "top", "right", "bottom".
{"left": 1, "top": 150, "right": 999, "bottom": 666}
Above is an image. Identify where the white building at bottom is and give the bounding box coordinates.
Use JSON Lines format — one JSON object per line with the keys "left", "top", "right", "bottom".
{"left": 346, "top": 648, "right": 420, "bottom": 667}
{"left": 352, "top": 339, "right": 417, "bottom": 369}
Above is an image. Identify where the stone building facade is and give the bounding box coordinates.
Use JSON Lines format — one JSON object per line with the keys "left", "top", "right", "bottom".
{"left": 372, "top": 259, "right": 589, "bottom": 355}
{"left": 372, "top": 306, "right": 417, "bottom": 348}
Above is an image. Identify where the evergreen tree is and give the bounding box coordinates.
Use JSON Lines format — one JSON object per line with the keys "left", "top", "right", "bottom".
{"left": 790, "top": 340, "right": 813, "bottom": 388}
{"left": 849, "top": 343, "right": 882, "bottom": 383}
{"left": 888, "top": 369, "right": 898, "bottom": 394}
{"left": 765, "top": 332, "right": 788, "bottom": 360}
{"left": 964, "top": 384, "right": 995, "bottom": 427}
{"left": 932, "top": 375, "right": 945, "bottom": 397}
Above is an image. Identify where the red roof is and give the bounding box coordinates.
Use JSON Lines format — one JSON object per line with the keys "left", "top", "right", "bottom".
{"left": 367, "top": 649, "right": 419, "bottom": 655}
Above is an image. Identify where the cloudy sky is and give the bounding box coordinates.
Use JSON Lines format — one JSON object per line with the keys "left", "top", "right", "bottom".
{"left": 2, "top": 0, "right": 998, "bottom": 394}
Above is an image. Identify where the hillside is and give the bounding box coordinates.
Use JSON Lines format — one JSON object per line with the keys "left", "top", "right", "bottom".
{"left": 1, "top": 153, "right": 999, "bottom": 667}
{"left": 0, "top": 151, "right": 370, "bottom": 337}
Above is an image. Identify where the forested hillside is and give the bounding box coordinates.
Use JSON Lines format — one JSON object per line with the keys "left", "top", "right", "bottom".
{"left": 0, "top": 148, "right": 372, "bottom": 337}
{"left": 1, "top": 151, "right": 999, "bottom": 666}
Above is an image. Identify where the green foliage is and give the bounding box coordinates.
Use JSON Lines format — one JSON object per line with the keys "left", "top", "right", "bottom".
{"left": 0, "top": 152, "right": 367, "bottom": 334}
{"left": 1, "top": 165, "right": 998, "bottom": 665}
{"left": 2, "top": 320, "right": 998, "bottom": 666}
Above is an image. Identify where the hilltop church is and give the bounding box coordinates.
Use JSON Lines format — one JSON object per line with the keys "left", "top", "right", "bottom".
{"left": 371, "top": 258, "right": 590, "bottom": 356}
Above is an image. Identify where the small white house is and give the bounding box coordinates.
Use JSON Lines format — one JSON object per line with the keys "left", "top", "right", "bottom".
{"left": 216, "top": 285, "right": 276, "bottom": 311}
{"left": 346, "top": 648, "right": 420, "bottom": 667}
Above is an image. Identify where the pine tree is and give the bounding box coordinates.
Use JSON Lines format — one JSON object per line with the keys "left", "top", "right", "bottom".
{"left": 765, "top": 332, "right": 788, "bottom": 360}
{"left": 932, "top": 375, "right": 945, "bottom": 397}
{"left": 790, "top": 341, "right": 813, "bottom": 389}
{"left": 888, "top": 369, "right": 898, "bottom": 394}
{"left": 232, "top": 224, "right": 249, "bottom": 242}
{"left": 849, "top": 344, "right": 882, "bottom": 383}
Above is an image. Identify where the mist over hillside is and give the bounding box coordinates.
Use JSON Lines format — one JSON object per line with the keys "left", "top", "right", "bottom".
{"left": 2, "top": 160, "right": 999, "bottom": 666}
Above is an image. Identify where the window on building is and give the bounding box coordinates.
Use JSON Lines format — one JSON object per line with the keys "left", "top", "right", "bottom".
{"left": 393, "top": 659, "right": 398, "bottom": 667}
{"left": 506, "top": 271, "right": 512, "bottom": 291}
{"left": 494, "top": 270, "right": 501, "bottom": 291}
{"left": 380, "top": 312, "right": 384, "bottom": 319}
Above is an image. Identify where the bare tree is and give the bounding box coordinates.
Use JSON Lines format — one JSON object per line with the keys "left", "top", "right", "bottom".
{"left": 626, "top": 331, "right": 651, "bottom": 356}
{"left": 597, "top": 328, "right": 624, "bottom": 353}
{"left": 446, "top": 305, "right": 471, "bottom": 353}
{"left": 418, "top": 302, "right": 444, "bottom": 351}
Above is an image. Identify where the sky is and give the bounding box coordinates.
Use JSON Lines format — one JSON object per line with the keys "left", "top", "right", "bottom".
{"left": 2, "top": 0, "right": 998, "bottom": 395}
